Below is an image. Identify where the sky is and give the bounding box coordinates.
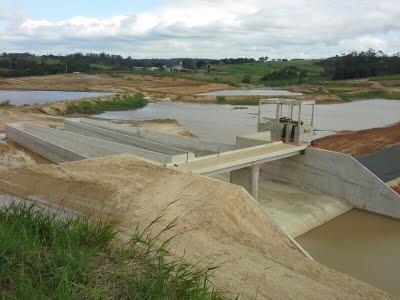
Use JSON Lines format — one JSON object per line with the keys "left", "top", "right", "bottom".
{"left": 0, "top": 0, "right": 399, "bottom": 59}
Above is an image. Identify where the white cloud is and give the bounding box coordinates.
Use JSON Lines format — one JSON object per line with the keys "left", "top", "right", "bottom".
{"left": 1, "top": 0, "right": 400, "bottom": 58}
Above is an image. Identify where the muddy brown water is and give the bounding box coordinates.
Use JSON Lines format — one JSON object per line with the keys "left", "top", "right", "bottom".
{"left": 95, "top": 99, "right": 400, "bottom": 143}
{"left": 297, "top": 209, "right": 400, "bottom": 296}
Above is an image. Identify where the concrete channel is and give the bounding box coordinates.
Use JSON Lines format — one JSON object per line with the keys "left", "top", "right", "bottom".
{"left": 6, "top": 123, "right": 187, "bottom": 164}
{"left": 64, "top": 119, "right": 195, "bottom": 158}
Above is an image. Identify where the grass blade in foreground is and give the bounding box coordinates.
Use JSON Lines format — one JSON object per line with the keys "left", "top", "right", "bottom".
{"left": 0, "top": 203, "right": 222, "bottom": 299}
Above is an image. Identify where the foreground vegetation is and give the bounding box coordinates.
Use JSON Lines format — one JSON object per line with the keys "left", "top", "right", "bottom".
{"left": 66, "top": 92, "right": 148, "bottom": 114}
{"left": 0, "top": 203, "right": 221, "bottom": 299}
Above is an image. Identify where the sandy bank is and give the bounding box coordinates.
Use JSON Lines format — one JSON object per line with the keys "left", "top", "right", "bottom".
{"left": 0, "top": 73, "right": 229, "bottom": 99}
{"left": 0, "top": 155, "right": 393, "bottom": 299}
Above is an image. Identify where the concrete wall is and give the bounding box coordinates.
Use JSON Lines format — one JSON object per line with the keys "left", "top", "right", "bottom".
{"left": 7, "top": 123, "right": 183, "bottom": 164}
{"left": 258, "top": 120, "right": 285, "bottom": 141}
{"left": 235, "top": 132, "right": 271, "bottom": 148}
{"left": 29, "top": 123, "right": 187, "bottom": 164}
{"left": 262, "top": 147, "right": 400, "bottom": 219}
{"left": 5, "top": 124, "right": 87, "bottom": 163}
{"left": 79, "top": 119, "right": 235, "bottom": 155}
{"left": 64, "top": 119, "right": 195, "bottom": 159}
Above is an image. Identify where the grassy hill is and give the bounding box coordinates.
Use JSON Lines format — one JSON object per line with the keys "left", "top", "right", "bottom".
{"left": 165, "top": 59, "right": 324, "bottom": 86}
{"left": 212, "top": 59, "right": 322, "bottom": 78}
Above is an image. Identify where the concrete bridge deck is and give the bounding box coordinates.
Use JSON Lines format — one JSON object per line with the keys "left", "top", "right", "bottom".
{"left": 175, "top": 142, "right": 306, "bottom": 175}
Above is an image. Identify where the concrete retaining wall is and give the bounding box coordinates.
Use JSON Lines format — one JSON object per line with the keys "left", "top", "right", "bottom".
{"left": 80, "top": 119, "right": 234, "bottom": 155}
{"left": 24, "top": 123, "right": 181, "bottom": 164}
{"left": 7, "top": 123, "right": 183, "bottom": 164}
{"left": 262, "top": 147, "right": 400, "bottom": 219}
{"left": 64, "top": 119, "right": 195, "bottom": 159}
{"left": 6, "top": 123, "right": 87, "bottom": 163}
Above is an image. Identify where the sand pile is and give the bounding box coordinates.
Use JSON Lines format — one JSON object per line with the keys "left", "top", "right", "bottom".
{"left": 0, "top": 108, "right": 63, "bottom": 132}
{"left": 0, "top": 141, "right": 36, "bottom": 170}
{"left": 0, "top": 155, "right": 393, "bottom": 299}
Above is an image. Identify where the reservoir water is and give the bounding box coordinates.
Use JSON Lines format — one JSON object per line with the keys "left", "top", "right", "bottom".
{"left": 0, "top": 90, "right": 114, "bottom": 105}
{"left": 96, "top": 99, "right": 400, "bottom": 143}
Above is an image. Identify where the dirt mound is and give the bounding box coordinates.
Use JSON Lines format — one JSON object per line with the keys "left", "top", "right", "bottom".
{"left": 0, "top": 141, "right": 36, "bottom": 170}
{"left": 0, "top": 155, "right": 393, "bottom": 299}
{"left": 131, "top": 119, "right": 197, "bottom": 137}
{"left": 313, "top": 123, "right": 400, "bottom": 157}
{"left": 0, "top": 108, "right": 63, "bottom": 132}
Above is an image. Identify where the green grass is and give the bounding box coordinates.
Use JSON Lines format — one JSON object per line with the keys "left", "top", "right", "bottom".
{"left": 324, "top": 80, "right": 373, "bottom": 88}
{"left": 369, "top": 74, "right": 400, "bottom": 81}
{"left": 213, "top": 60, "right": 322, "bottom": 77}
{"left": 216, "top": 96, "right": 226, "bottom": 104}
{"left": 66, "top": 92, "right": 148, "bottom": 114}
{"left": 337, "top": 90, "right": 400, "bottom": 101}
{"left": 209, "top": 60, "right": 323, "bottom": 85}
{"left": 0, "top": 203, "right": 222, "bottom": 299}
{"left": 214, "top": 96, "right": 263, "bottom": 106}
{"left": 144, "top": 60, "right": 324, "bottom": 86}
{"left": 0, "top": 100, "right": 13, "bottom": 107}
{"left": 45, "top": 58, "right": 61, "bottom": 65}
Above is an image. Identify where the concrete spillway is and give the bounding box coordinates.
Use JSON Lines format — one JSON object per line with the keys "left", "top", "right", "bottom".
{"left": 6, "top": 123, "right": 187, "bottom": 164}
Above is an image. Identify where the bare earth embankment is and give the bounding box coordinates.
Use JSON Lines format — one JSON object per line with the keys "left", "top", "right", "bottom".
{"left": 0, "top": 155, "right": 393, "bottom": 299}
{"left": 314, "top": 123, "right": 400, "bottom": 196}
{"left": 313, "top": 123, "right": 400, "bottom": 157}
{"left": 0, "top": 73, "right": 228, "bottom": 100}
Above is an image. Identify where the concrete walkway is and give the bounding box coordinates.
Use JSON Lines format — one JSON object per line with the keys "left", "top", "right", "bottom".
{"left": 176, "top": 142, "right": 306, "bottom": 175}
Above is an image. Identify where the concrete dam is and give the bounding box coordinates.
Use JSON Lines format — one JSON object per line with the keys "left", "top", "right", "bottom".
{"left": 5, "top": 99, "right": 400, "bottom": 241}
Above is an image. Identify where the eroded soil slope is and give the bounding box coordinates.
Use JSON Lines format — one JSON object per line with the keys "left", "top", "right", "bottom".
{"left": 0, "top": 74, "right": 228, "bottom": 98}
{"left": 0, "top": 155, "right": 392, "bottom": 299}
{"left": 313, "top": 123, "right": 400, "bottom": 157}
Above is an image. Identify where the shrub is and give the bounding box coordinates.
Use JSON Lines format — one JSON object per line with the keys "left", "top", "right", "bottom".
{"left": 216, "top": 96, "right": 226, "bottom": 104}
{"left": 241, "top": 74, "right": 252, "bottom": 83}
{"left": 65, "top": 92, "right": 148, "bottom": 115}
{"left": 0, "top": 100, "right": 13, "bottom": 107}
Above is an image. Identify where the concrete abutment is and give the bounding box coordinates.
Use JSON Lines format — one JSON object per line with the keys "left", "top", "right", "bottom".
{"left": 230, "top": 165, "right": 260, "bottom": 199}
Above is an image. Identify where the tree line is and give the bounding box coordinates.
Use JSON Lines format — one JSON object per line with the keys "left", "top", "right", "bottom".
{"left": 0, "top": 53, "right": 219, "bottom": 77}
{"left": 317, "top": 49, "right": 400, "bottom": 80}
{"left": 1, "top": 50, "right": 400, "bottom": 80}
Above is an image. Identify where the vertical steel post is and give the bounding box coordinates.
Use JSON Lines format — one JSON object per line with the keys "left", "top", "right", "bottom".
{"left": 311, "top": 103, "right": 315, "bottom": 125}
